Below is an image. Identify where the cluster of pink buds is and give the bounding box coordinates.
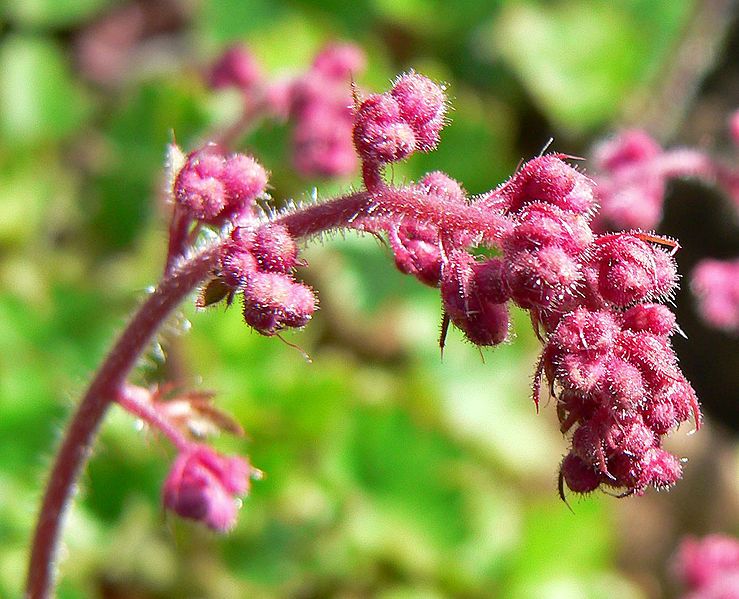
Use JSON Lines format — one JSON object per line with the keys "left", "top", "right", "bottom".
{"left": 287, "top": 43, "right": 366, "bottom": 177}
{"left": 205, "top": 42, "right": 366, "bottom": 179}
{"left": 155, "top": 69, "right": 710, "bottom": 531}
{"left": 348, "top": 75, "right": 701, "bottom": 498}
{"left": 353, "top": 71, "right": 446, "bottom": 188}
{"left": 673, "top": 534, "right": 739, "bottom": 599}
{"left": 173, "top": 145, "right": 267, "bottom": 225}
{"left": 591, "top": 129, "right": 739, "bottom": 231}
{"left": 218, "top": 223, "right": 317, "bottom": 335}
{"left": 589, "top": 121, "right": 739, "bottom": 335}
{"left": 170, "top": 144, "right": 317, "bottom": 336}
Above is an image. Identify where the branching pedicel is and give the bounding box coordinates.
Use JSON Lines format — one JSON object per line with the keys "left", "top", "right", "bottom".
{"left": 27, "top": 45, "right": 702, "bottom": 598}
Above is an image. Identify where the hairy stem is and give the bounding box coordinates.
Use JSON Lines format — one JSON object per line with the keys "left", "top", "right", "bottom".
{"left": 116, "top": 385, "right": 192, "bottom": 452}
{"left": 26, "top": 246, "right": 220, "bottom": 599}
{"left": 27, "top": 182, "right": 502, "bottom": 598}
{"left": 276, "top": 188, "right": 508, "bottom": 242}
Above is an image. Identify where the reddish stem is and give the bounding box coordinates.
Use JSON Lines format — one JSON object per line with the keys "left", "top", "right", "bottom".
{"left": 27, "top": 184, "right": 507, "bottom": 598}
{"left": 26, "top": 246, "right": 219, "bottom": 599}
{"left": 164, "top": 205, "right": 193, "bottom": 275}
{"left": 116, "top": 385, "right": 192, "bottom": 452}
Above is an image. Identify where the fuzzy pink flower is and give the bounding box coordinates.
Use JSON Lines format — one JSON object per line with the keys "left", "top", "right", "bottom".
{"left": 163, "top": 445, "right": 254, "bottom": 532}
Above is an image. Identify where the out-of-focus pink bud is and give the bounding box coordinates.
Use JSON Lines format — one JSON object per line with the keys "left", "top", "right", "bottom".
{"left": 208, "top": 45, "right": 263, "bottom": 93}
{"left": 163, "top": 445, "right": 254, "bottom": 532}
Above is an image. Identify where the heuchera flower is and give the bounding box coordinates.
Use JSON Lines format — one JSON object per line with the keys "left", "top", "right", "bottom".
{"left": 163, "top": 445, "right": 254, "bottom": 532}
{"left": 353, "top": 71, "right": 447, "bottom": 169}
{"left": 673, "top": 534, "right": 739, "bottom": 599}
{"left": 177, "top": 70, "right": 700, "bottom": 506}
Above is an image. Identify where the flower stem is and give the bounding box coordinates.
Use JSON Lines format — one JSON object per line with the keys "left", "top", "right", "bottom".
{"left": 26, "top": 245, "right": 220, "bottom": 599}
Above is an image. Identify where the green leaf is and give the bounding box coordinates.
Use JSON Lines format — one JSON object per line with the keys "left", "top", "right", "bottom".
{"left": 493, "top": 0, "right": 694, "bottom": 134}
{"left": 0, "top": 35, "right": 91, "bottom": 143}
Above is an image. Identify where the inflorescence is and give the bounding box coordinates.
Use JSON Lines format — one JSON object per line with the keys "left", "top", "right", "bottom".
{"left": 126, "top": 46, "right": 706, "bottom": 530}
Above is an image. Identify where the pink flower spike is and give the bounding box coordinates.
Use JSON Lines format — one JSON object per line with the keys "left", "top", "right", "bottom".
{"left": 163, "top": 445, "right": 255, "bottom": 532}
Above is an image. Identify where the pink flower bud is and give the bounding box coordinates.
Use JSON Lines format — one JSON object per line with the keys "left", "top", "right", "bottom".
{"left": 503, "top": 155, "right": 596, "bottom": 215}
{"left": 691, "top": 258, "right": 739, "bottom": 332}
{"left": 638, "top": 447, "right": 682, "bottom": 490}
{"left": 220, "top": 232, "right": 258, "bottom": 288}
{"left": 221, "top": 154, "right": 268, "bottom": 205}
{"left": 163, "top": 445, "right": 253, "bottom": 532}
{"left": 622, "top": 303, "right": 676, "bottom": 336}
{"left": 472, "top": 257, "right": 510, "bottom": 304}
{"left": 242, "top": 272, "right": 317, "bottom": 335}
{"left": 559, "top": 352, "right": 607, "bottom": 393}
{"left": 389, "top": 222, "right": 442, "bottom": 286}
{"left": 174, "top": 148, "right": 268, "bottom": 224}
{"left": 674, "top": 534, "right": 739, "bottom": 592}
{"left": 561, "top": 453, "right": 601, "bottom": 493}
{"left": 251, "top": 223, "right": 298, "bottom": 273}
{"left": 390, "top": 72, "right": 447, "bottom": 152}
{"left": 593, "top": 129, "right": 662, "bottom": 172}
{"left": 208, "top": 45, "right": 262, "bottom": 92}
{"left": 605, "top": 357, "right": 645, "bottom": 411}
{"left": 441, "top": 251, "right": 510, "bottom": 346}
{"left": 504, "top": 246, "right": 581, "bottom": 310}
{"left": 503, "top": 203, "right": 593, "bottom": 255}
{"left": 419, "top": 171, "right": 466, "bottom": 203}
{"left": 551, "top": 307, "right": 621, "bottom": 354}
{"left": 353, "top": 94, "right": 416, "bottom": 164}
{"left": 594, "top": 234, "right": 678, "bottom": 307}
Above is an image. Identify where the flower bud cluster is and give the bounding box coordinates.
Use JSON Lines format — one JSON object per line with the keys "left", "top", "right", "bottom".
{"left": 174, "top": 146, "right": 268, "bottom": 224}
{"left": 287, "top": 43, "right": 366, "bottom": 178}
{"left": 378, "top": 152, "right": 698, "bottom": 496}
{"left": 163, "top": 444, "right": 256, "bottom": 532}
{"left": 543, "top": 304, "right": 699, "bottom": 495}
{"left": 591, "top": 130, "right": 669, "bottom": 231}
{"left": 673, "top": 534, "right": 739, "bottom": 599}
{"left": 219, "top": 224, "right": 317, "bottom": 336}
{"left": 353, "top": 71, "right": 446, "bottom": 167}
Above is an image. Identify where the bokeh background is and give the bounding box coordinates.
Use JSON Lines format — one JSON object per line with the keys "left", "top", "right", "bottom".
{"left": 1, "top": 0, "right": 738, "bottom": 597}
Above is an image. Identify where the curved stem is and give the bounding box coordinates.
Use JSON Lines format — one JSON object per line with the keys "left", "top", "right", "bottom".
{"left": 27, "top": 183, "right": 505, "bottom": 598}
{"left": 26, "top": 245, "right": 220, "bottom": 599}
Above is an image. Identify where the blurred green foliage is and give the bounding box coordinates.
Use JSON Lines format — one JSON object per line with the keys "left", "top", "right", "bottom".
{"left": 0, "top": 0, "right": 700, "bottom": 597}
